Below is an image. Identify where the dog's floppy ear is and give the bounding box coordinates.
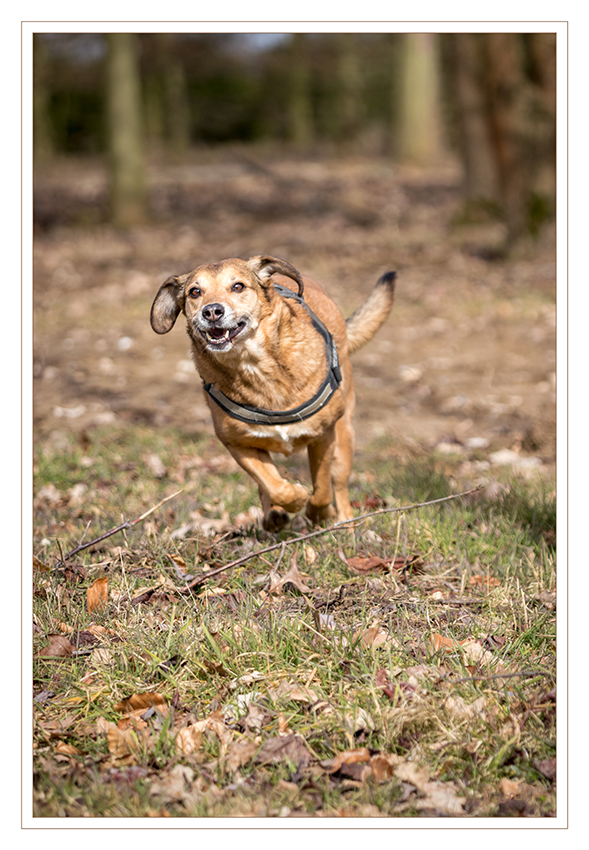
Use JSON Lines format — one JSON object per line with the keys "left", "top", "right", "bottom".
{"left": 247, "top": 255, "right": 305, "bottom": 298}
{"left": 150, "top": 274, "right": 188, "bottom": 334}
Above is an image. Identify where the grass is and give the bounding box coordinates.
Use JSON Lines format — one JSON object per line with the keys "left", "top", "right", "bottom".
{"left": 32, "top": 424, "right": 556, "bottom": 818}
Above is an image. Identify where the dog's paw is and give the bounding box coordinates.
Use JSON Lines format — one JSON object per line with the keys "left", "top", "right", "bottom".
{"left": 263, "top": 506, "right": 290, "bottom": 533}
{"left": 278, "top": 482, "right": 308, "bottom": 514}
{"left": 305, "top": 502, "right": 336, "bottom": 526}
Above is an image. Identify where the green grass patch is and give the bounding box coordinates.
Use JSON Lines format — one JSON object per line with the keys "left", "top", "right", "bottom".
{"left": 33, "top": 425, "right": 556, "bottom": 818}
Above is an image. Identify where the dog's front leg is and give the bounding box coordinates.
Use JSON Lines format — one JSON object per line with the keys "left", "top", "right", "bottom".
{"left": 225, "top": 445, "right": 308, "bottom": 531}
{"left": 306, "top": 426, "right": 338, "bottom": 525}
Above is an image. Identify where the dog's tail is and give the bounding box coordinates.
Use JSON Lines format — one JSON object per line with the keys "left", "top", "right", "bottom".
{"left": 345, "top": 271, "right": 396, "bottom": 355}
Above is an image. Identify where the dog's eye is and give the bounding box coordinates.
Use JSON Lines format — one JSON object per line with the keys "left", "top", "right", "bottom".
{"left": 188, "top": 286, "right": 201, "bottom": 299}
{"left": 231, "top": 282, "right": 245, "bottom": 292}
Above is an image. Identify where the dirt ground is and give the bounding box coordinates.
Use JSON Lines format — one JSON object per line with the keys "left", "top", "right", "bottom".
{"left": 32, "top": 150, "right": 556, "bottom": 473}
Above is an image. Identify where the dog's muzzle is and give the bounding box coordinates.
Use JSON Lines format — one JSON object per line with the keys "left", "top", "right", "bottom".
{"left": 197, "top": 304, "right": 249, "bottom": 350}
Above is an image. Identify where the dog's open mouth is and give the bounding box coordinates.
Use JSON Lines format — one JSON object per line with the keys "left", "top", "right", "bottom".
{"left": 201, "top": 320, "right": 247, "bottom": 348}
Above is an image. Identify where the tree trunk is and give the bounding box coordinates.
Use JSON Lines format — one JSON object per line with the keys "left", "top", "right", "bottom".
{"left": 335, "top": 33, "right": 362, "bottom": 150}
{"left": 33, "top": 34, "right": 54, "bottom": 164}
{"left": 449, "top": 33, "right": 498, "bottom": 201}
{"left": 106, "top": 33, "right": 147, "bottom": 227}
{"left": 398, "top": 33, "right": 444, "bottom": 166}
{"left": 482, "top": 33, "right": 530, "bottom": 245}
{"left": 288, "top": 34, "right": 314, "bottom": 149}
{"left": 160, "top": 33, "right": 190, "bottom": 161}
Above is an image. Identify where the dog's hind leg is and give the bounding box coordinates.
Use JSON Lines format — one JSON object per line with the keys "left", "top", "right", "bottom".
{"left": 331, "top": 411, "right": 355, "bottom": 522}
{"left": 306, "top": 426, "right": 338, "bottom": 525}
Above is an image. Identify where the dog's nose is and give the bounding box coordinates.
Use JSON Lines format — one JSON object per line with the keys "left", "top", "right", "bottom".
{"left": 202, "top": 302, "right": 225, "bottom": 322}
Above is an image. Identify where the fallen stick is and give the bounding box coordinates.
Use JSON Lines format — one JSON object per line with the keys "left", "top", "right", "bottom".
{"left": 180, "top": 486, "right": 482, "bottom": 591}
{"left": 53, "top": 489, "right": 184, "bottom": 568}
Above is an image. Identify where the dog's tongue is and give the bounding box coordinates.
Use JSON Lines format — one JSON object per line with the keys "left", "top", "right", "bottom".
{"left": 209, "top": 327, "right": 228, "bottom": 339}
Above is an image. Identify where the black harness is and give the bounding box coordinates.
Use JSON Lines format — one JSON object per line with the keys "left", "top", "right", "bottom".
{"left": 203, "top": 283, "right": 343, "bottom": 426}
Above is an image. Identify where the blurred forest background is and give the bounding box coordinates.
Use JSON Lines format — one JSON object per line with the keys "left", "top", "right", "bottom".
{"left": 32, "top": 31, "right": 557, "bottom": 470}
{"left": 33, "top": 32, "right": 556, "bottom": 243}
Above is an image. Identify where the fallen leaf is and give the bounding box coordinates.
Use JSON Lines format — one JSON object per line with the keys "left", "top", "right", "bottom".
{"left": 175, "top": 726, "right": 203, "bottom": 756}
{"left": 355, "top": 624, "right": 389, "bottom": 649}
{"left": 87, "top": 576, "right": 108, "bottom": 613}
{"left": 229, "top": 670, "right": 266, "bottom": 689}
{"left": 396, "top": 761, "right": 466, "bottom": 815}
{"left": 105, "top": 721, "right": 150, "bottom": 757}
{"left": 444, "top": 695, "right": 487, "bottom": 720}
{"left": 224, "top": 737, "right": 259, "bottom": 773}
{"left": 254, "top": 734, "right": 311, "bottom": 767}
{"left": 184, "top": 710, "right": 233, "bottom": 757}
{"left": 499, "top": 778, "right": 521, "bottom": 798}
{"left": 114, "top": 692, "right": 168, "bottom": 716}
{"left": 460, "top": 638, "right": 502, "bottom": 668}
{"left": 268, "top": 680, "right": 318, "bottom": 704}
{"left": 370, "top": 753, "right": 399, "bottom": 783}
{"left": 36, "top": 634, "right": 75, "bottom": 659}
{"left": 338, "top": 550, "right": 422, "bottom": 575}
{"left": 533, "top": 757, "right": 556, "bottom": 780}
{"left": 344, "top": 707, "right": 375, "bottom": 734}
{"left": 54, "top": 741, "right": 81, "bottom": 756}
{"left": 268, "top": 555, "right": 313, "bottom": 596}
{"left": 33, "top": 556, "right": 51, "bottom": 572}
{"left": 321, "top": 747, "right": 371, "bottom": 773}
{"left": 431, "top": 633, "right": 459, "bottom": 653}
{"left": 150, "top": 764, "right": 205, "bottom": 806}
{"left": 469, "top": 575, "right": 501, "bottom": 590}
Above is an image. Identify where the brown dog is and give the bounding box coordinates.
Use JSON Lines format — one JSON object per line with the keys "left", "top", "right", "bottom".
{"left": 150, "top": 256, "right": 395, "bottom": 531}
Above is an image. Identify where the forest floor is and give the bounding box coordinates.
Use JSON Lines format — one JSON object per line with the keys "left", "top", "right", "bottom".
{"left": 32, "top": 149, "right": 557, "bottom": 820}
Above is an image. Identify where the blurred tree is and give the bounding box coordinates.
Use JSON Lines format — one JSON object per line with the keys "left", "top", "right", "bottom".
{"left": 398, "top": 33, "right": 445, "bottom": 166}
{"left": 33, "top": 34, "right": 55, "bottom": 163}
{"left": 160, "top": 33, "right": 191, "bottom": 160}
{"left": 448, "top": 33, "right": 499, "bottom": 203}
{"left": 106, "top": 33, "right": 147, "bottom": 226}
{"left": 334, "top": 33, "right": 362, "bottom": 150}
{"left": 287, "top": 34, "right": 314, "bottom": 149}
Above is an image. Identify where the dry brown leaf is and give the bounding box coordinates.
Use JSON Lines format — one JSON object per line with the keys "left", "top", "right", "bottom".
{"left": 87, "top": 576, "right": 108, "bottom": 613}
{"left": 431, "top": 633, "right": 459, "bottom": 653}
{"left": 344, "top": 707, "right": 375, "bottom": 734}
{"left": 175, "top": 726, "right": 203, "bottom": 756}
{"left": 187, "top": 710, "right": 233, "bottom": 757}
{"left": 169, "top": 554, "right": 188, "bottom": 572}
{"left": 499, "top": 778, "right": 521, "bottom": 799}
{"left": 114, "top": 692, "right": 168, "bottom": 716}
{"left": 105, "top": 721, "right": 150, "bottom": 757}
{"left": 321, "top": 747, "right": 371, "bottom": 773}
{"left": 339, "top": 550, "right": 422, "bottom": 576}
{"left": 444, "top": 695, "right": 487, "bottom": 720}
{"left": 254, "top": 734, "right": 311, "bottom": 766}
{"left": 33, "top": 556, "right": 51, "bottom": 573}
{"left": 356, "top": 624, "right": 389, "bottom": 649}
{"left": 36, "top": 634, "right": 75, "bottom": 659}
{"left": 269, "top": 680, "right": 318, "bottom": 704}
{"left": 225, "top": 737, "right": 260, "bottom": 773}
{"left": 469, "top": 575, "right": 501, "bottom": 590}
{"left": 396, "top": 761, "right": 466, "bottom": 815}
{"left": 55, "top": 741, "right": 81, "bottom": 756}
{"left": 149, "top": 765, "right": 206, "bottom": 806}
{"left": 268, "top": 556, "right": 313, "bottom": 596}
{"left": 461, "top": 638, "right": 503, "bottom": 668}
{"left": 370, "top": 753, "right": 399, "bottom": 783}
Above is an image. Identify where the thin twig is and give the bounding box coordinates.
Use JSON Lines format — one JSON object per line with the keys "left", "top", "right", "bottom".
{"left": 180, "top": 487, "right": 482, "bottom": 592}
{"left": 53, "top": 490, "right": 184, "bottom": 568}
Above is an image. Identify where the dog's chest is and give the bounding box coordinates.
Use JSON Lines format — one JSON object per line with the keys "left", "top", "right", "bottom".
{"left": 244, "top": 422, "right": 316, "bottom": 454}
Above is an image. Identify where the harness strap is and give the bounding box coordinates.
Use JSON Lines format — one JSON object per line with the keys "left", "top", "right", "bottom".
{"left": 203, "top": 283, "right": 342, "bottom": 425}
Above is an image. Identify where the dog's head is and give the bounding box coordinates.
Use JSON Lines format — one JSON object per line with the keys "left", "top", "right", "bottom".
{"left": 150, "top": 256, "right": 304, "bottom": 353}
